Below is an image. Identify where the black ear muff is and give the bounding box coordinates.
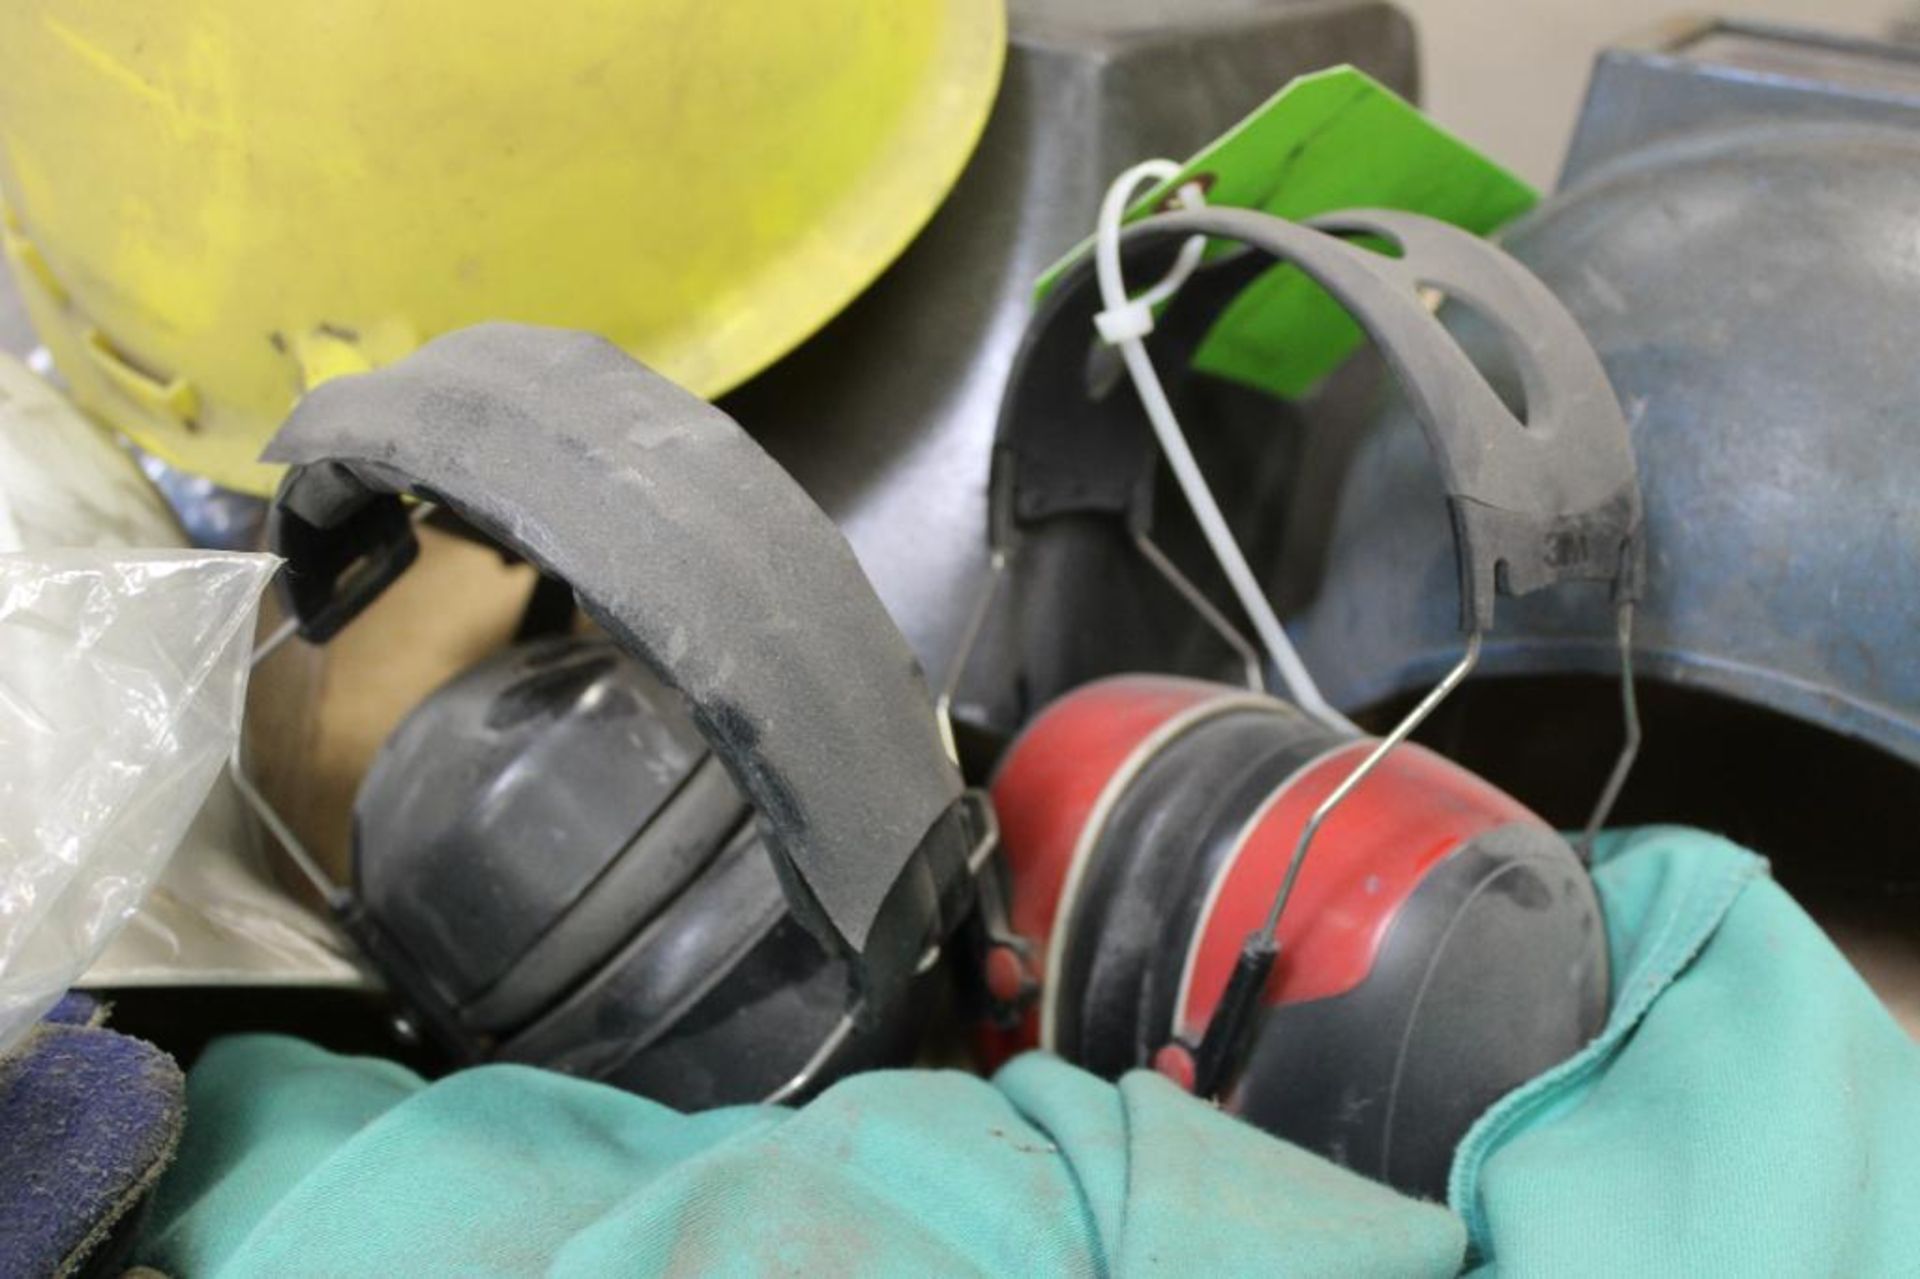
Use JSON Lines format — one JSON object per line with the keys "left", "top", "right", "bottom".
{"left": 264, "top": 324, "right": 991, "bottom": 1103}
{"left": 975, "top": 208, "right": 1642, "bottom": 1198}
{"left": 350, "top": 636, "right": 927, "bottom": 1106}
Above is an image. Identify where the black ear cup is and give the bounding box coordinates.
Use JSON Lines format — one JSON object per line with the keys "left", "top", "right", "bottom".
{"left": 352, "top": 638, "right": 730, "bottom": 1025}
{"left": 352, "top": 637, "right": 926, "bottom": 1106}
{"left": 1230, "top": 823, "right": 1608, "bottom": 1197}
{"left": 496, "top": 821, "right": 923, "bottom": 1108}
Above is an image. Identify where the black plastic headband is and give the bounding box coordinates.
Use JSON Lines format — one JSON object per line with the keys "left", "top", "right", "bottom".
{"left": 993, "top": 207, "right": 1644, "bottom": 630}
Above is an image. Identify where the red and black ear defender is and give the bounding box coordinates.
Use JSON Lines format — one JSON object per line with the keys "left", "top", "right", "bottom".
{"left": 972, "top": 207, "right": 1645, "bottom": 1198}
{"left": 261, "top": 324, "right": 991, "bottom": 1106}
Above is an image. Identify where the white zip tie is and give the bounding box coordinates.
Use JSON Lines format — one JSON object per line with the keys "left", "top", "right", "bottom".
{"left": 1092, "top": 162, "right": 1354, "bottom": 732}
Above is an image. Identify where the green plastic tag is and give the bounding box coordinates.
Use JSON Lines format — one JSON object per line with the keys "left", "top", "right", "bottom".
{"left": 1035, "top": 66, "right": 1536, "bottom": 399}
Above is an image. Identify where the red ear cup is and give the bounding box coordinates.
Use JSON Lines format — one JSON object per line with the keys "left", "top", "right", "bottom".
{"left": 983, "top": 674, "right": 1609, "bottom": 1199}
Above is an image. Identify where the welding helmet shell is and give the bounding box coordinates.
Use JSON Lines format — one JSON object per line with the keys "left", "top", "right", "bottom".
{"left": 0, "top": 0, "right": 1004, "bottom": 495}
{"left": 1283, "top": 126, "right": 1920, "bottom": 770}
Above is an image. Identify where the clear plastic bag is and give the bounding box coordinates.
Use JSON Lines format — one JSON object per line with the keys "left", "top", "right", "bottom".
{"left": 0, "top": 549, "right": 276, "bottom": 1051}
{"left": 2, "top": 351, "right": 358, "bottom": 991}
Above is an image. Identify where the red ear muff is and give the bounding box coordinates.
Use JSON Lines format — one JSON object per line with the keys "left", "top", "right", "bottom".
{"left": 973, "top": 203, "right": 1643, "bottom": 1200}
{"left": 987, "top": 675, "right": 1608, "bottom": 1199}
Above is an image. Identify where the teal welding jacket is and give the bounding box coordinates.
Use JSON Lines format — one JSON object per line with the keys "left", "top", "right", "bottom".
{"left": 136, "top": 827, "right": 1920, "bottom": 1277}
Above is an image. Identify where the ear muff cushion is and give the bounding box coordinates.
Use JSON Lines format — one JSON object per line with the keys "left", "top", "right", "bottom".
{"left": 1057, "top": 702, "right": 1340, "bottom": 1073}
{"left": 455, "top": 751, "right": 751, "bottom": 1034}
{"left": 494, "top": 821, "right": 911, "bottom": 1108}
{"left": 496, "top": 820, "right": 783, "bottom": 1075}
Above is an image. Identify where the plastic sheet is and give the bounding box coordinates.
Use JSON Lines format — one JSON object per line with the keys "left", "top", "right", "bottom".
{"left": 78, "top": 774, "right": 363, "bottom": 989}
{"left": 0, "top": 550, "right": 276, "bottom": 1051}
{"left": 1, "top": 350, "right": 359, "bottom": 992}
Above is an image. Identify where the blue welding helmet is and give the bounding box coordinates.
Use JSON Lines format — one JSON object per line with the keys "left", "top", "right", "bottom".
{"left": 1283, "top": 125, "right": 1920, "bottom": 812}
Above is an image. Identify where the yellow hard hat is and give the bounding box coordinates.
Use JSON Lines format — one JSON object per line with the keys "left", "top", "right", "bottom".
{"left": 0, "top": 1, "right": 1004, "bottom": 494}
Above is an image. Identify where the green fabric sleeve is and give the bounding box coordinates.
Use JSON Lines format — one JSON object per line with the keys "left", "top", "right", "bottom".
{"left": 136, "top": 826, "right": 1920, "bottom": 1276}
{"left": 139, "top": 1041, "right": 1462, "bottom": 1277}
{"left": 1453, "top": 826, "right": 1920, "bottom": 1276}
